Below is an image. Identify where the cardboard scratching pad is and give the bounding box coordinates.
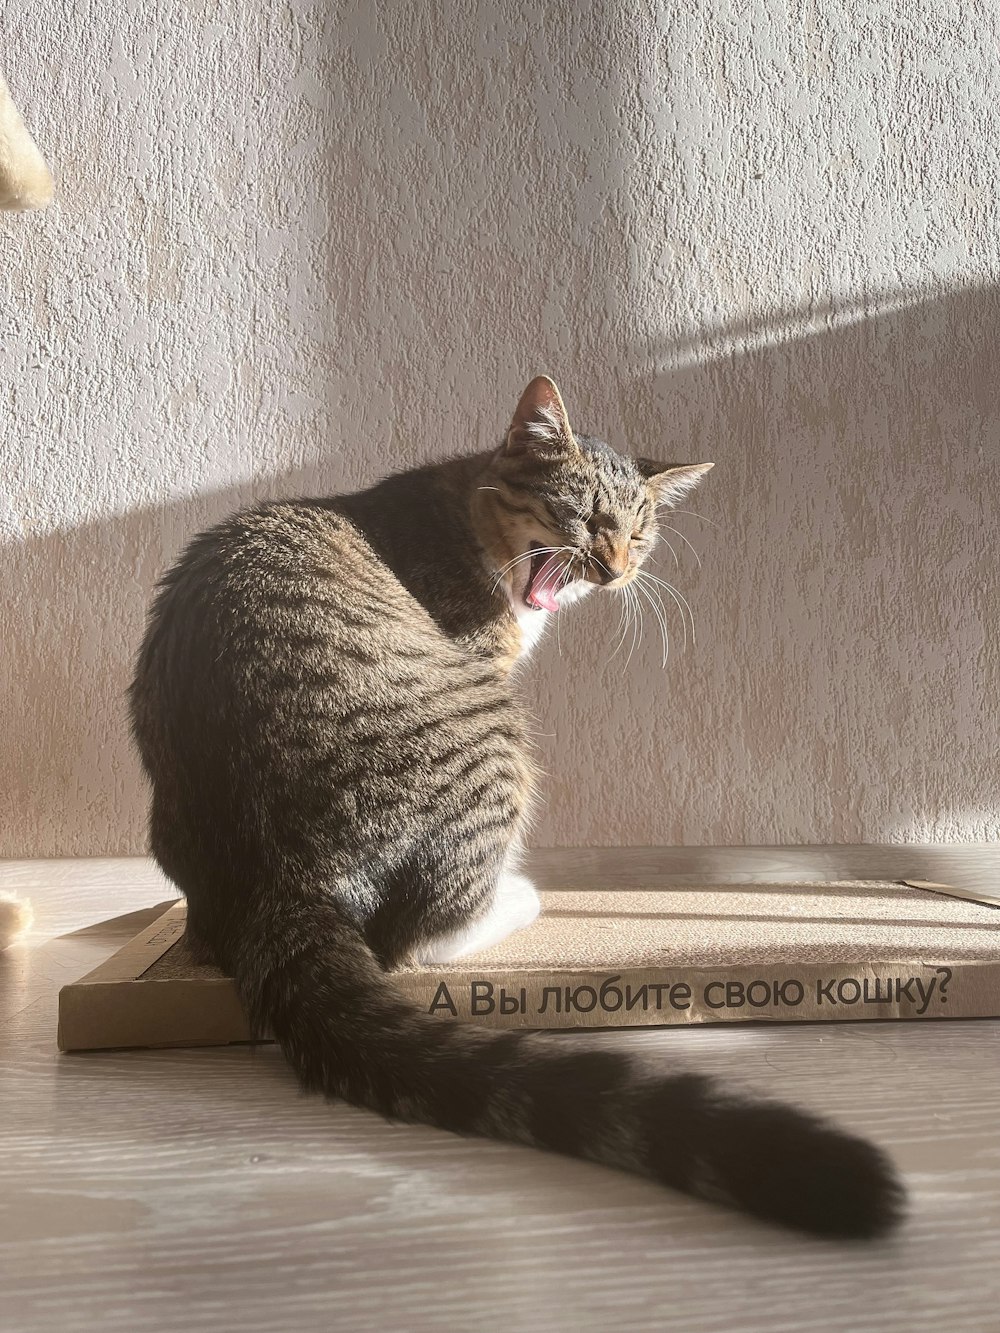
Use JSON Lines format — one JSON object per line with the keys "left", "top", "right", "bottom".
{"left": 58, "top": 881, "right": 1000, "bottom": 1052}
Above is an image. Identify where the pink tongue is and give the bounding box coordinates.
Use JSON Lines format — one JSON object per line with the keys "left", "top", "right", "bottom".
{"left": 527, "top": 556, "right": 563, "bottom": 612}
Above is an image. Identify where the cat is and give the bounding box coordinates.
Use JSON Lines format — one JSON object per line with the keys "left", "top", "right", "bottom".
{"left": 129, "top": 375, "right": 903, "bottom": 1237}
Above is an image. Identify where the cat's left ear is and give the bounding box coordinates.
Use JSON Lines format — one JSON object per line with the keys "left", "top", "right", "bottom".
{"left": 637, "top": 460, "right": 714, "bottom": 503}
{"left": 505, "top": 376, "right": 579, "bottom": 457}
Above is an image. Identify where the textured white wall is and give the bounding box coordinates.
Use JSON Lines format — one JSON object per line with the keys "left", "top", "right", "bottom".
{"left": 2, "top": 2, "right": 997, "bottom": 855}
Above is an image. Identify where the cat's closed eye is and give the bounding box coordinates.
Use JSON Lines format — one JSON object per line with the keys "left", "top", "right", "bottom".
{"left": 584, "top": 512, "right": 615, "bottom": 535}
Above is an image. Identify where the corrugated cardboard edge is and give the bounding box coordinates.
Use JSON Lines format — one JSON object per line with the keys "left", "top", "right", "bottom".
{"left": 58, "top": 897, "right": 1000, "bottom": 1052}
{"left": 57, "top": 903, "right": 249, "bottom": 1052}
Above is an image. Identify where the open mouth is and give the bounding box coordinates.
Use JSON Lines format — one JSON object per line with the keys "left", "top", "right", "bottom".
{"left": 524, "top": 542, "right": 566, "bottom": 613}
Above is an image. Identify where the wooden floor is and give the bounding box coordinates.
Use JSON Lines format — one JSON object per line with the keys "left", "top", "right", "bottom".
{"left": 3, "top": 854, "right": 999, "bottom": 1333}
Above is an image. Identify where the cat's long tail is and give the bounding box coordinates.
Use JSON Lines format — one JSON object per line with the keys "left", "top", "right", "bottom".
{"left": 221, "top": 893, "right": 904, "bottom": 1239}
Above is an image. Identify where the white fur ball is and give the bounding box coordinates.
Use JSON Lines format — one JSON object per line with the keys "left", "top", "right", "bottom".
{"left": 0, "top": 893, "right": 32, "bottom": 949}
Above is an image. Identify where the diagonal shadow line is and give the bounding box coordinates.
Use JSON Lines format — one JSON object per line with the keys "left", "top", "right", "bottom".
{"left": 541, "top": 909, "right": 1000, "bottom": 931}
{"left": 536, "top": 883, "right": 984, "bottom": 901}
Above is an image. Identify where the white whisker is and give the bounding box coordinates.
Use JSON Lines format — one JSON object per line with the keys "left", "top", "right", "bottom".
{"left": 609, "top": 585, "right": 631, "bottom": 663}
{"left": 658, "top": 536, "right": 680, "bottom": 568}
{"left": 532, "top": 548, "right": 572, "bottom": 587}
{"left": 490, "top": 545, "right": 566, "bottom": 593}
{"left": 632, "top": 576, "right": 670, "bottom": 668}
{"left": 671, "top": 509, "right": 720, "bottom": 529}
{"left": 636, "top": 568, "right": 694, "bottom": 649}
{"left": 624, "top": 582, "right": 643, "bottom": 671}
{"left": 494, "top": 545, "right": 562, "bottom": 578}
{"left": 660, "top": 524, "right": 702, "bottom": 567}
{"left": 555, "top": 559, "right": 575, "bottom": 657}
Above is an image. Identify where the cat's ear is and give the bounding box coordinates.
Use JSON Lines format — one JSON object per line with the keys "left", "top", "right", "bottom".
{"left": 637, "top": 460, "right": 714, "bottom": 503}
{"left": 505, "top": 376, "right": 579, "bottom": 457}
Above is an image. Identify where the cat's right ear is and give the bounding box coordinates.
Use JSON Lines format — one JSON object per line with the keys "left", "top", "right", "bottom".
{"left": 505, "top": 376, "right": 578, "bottom": 457}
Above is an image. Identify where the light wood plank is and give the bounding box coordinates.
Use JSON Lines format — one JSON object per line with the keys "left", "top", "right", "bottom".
{"left": 2, "top": 857, "right": 999, "bottom": 1332}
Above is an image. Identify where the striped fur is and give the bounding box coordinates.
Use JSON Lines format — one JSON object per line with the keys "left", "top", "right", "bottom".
{"left": 129, "top": 378, "right": 904, "bottom": 1237}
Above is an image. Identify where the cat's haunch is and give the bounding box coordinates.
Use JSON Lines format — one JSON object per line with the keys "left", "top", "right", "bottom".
{"left": 129, "top": 376, "right": 902, "bottom": 1237}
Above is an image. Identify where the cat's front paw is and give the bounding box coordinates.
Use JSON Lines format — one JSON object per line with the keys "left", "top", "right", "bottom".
{"left": 496, "top": 872, "right": 541, "bottom": 931}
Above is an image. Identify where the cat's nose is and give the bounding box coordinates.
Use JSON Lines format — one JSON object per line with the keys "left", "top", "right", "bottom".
{"left": 592, "top": 557, "right": 628, "bottom": 585}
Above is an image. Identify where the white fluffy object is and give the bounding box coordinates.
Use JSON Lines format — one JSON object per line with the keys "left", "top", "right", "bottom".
{"left": 0, "top": 69, "right": 53, "bottom": 211}
{"left": 0, "top": 893, "right": 33, "bottom": 949}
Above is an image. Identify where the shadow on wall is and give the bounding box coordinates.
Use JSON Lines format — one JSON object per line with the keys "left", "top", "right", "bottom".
{"left": 597, "top": 282, "right": 996, "bottom": 847}
{"left": 2, "top": 285, "right": 997, "bottom": 855}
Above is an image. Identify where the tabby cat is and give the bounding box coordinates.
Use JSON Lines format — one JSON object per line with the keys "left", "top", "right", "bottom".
{"left": 129, "top": 376, "right": 903, "bottom": 1237}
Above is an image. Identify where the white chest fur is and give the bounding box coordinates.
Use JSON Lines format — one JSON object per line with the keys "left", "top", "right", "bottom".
{"left": 515, "top": 606, "right": 550, "bottom": 660}
{"left": 511, "top": 580, "right": 594, "bottom": 660}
